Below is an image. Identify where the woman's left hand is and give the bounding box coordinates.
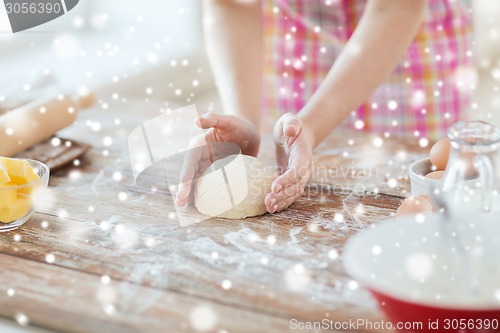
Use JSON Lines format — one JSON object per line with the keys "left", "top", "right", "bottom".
{"left": 265, "top": 113, "right": 314, "bottom": 213}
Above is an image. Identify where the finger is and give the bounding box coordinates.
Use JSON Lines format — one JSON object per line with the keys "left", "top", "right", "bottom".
{"left": 196, "top": 112, "right": 236, "bottom": 131}
{"left": 275, "top": 144, "right": 288, "bottom": 175}
{"left": 271, "top": 170, "right": 299, "bottom": 194}
{"left": 179, "top": 145, "right": 203, "bottom": 182}
{"left": 288, "top": 139, "right": 314, "bottom": 177}
{"left": 195, "top": 113, "right": 216, "bottom": 129}
{"left": 175, "top": 138, "right": 205, "bottom": 207}
{"left": 275, "top": 191, "right": 304, "bottom": 213}
{"left": 266, "top": 160, "right": 310, "bottom": 208}
{"left": 266, "top": 166, "right": 310, "bottom": 212}
{"left": 271, "top": 155, "right": 312, "bottom": 194}
{"left": 265, "top": 189, "right": 295, "bottom": 213}
{"left": 176, "top": 148, "right": 216, "bottom": 207}
{"left": 265, "top": 192, "right": 277, "bottom": 213}
{"left": 282, "top": 114, "right": 302, "bottom": 138}
{"left": 175, "top": 181, "right": 192, "bottom": 207}
{"left": 175, "top": 167, "right": 196, "bottom": 207}
{"left": 273, "top": 113, "right": 302, "bottom": 142}
{"left": 267, "top": 190, "right": 303, "bottom": 214}
{"left": 273, "top": 113, "right": 295, "bottom": 138}
{"left": 270, "top": 177, "right": 308, "bottom": 202}
{"left": 274, "top": 114, "right": 305, "bottom": 172}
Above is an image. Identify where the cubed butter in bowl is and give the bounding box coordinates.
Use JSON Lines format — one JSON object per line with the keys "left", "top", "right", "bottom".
{"left": 0, "top": 157, "right": 50, "bottom": 232}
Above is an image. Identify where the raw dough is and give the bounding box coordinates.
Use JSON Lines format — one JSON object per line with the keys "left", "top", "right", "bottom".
{"left": 194, "top": 154, "right": 276, "bottom": 219}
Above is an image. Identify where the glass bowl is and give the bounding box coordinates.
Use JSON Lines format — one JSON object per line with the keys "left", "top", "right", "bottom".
{"left": 0, "top": 159, "right": 50, "bottom": 232}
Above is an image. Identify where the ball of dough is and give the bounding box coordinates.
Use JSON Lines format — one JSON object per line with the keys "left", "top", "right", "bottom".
{"left": 194, "top": 154, "right": 276, "bottom": 219}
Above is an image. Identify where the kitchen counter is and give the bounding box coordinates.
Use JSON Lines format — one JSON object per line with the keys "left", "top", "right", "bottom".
{"left": 0, "top": 98, "right": 428, "bottom": 333}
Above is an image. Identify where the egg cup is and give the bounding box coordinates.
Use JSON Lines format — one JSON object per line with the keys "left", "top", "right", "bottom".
{"left": 408, "top": 158, "right": 441, "bottom": 197}
{"left": 0, "top": 159, "right": 50, "bottom": 232}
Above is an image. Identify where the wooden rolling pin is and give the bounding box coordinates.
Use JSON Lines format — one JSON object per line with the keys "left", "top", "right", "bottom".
{"left": 0, "top": 92, "right": 95, "bottom": 157}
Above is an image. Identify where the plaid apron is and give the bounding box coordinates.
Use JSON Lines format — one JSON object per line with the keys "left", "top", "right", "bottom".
{"left": 262, "top": 0, "right": 474, "bottom": 140}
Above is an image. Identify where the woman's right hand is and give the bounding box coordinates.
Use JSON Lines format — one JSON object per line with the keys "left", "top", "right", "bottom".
{"left": 175, "top": 112, "right": 260, "bottom": 207}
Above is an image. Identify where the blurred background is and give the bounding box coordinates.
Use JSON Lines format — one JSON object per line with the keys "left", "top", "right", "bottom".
{"left": 0, "top": 0, "right": 499, "bottom": 128}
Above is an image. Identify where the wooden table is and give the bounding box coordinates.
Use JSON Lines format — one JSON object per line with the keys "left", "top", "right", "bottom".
{"left": 0, "top": 98, "right": 428, "bottom": 333}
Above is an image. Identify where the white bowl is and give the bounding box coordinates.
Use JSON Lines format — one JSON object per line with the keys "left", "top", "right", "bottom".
{"left": 408, "top": 158, "right": 441, "bottom": 196}
{"left": 343, "top": 213, "right": 500, "bottom": 331}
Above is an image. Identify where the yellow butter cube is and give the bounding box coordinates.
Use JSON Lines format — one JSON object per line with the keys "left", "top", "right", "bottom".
{"left": 18, "top": 184, "right": 38, "bottom": 195}
{"left": 0, "top": 183, "right": 17, "bottom": 210}
{"left": 0, "top": 162, "right": 10, "bottom": 185}
{"left": 0, "top": 157, "right": 39, "bottom": 187}
{"left": 0, "top": 196, "right": 32, "bottom": 223}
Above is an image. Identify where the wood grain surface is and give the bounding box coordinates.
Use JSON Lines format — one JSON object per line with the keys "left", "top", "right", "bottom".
{"left": 0, "top": 98, "right": 429, "bottom": 333}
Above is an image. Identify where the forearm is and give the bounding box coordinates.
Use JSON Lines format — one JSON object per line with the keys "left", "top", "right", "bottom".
{"left": 202, "top": 0, "right": 262, "bottom": 128}
{"left": 300, "top": 0, "right": 428, "bottom": 147}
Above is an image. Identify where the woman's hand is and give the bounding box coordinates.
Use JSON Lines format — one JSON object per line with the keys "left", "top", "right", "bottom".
{"left": 265, "top": 113, "right": 314, "bottom": 213}
{"left": 175, "top": 112, "right": 260, "bottom": 207}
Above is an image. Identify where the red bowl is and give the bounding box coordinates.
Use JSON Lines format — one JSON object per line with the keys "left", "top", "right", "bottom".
{"left": 343, "top": 213, "right": 500, "bottom": 333}
{"left": 369, "top": 288, "right": 500, "bottom": 333}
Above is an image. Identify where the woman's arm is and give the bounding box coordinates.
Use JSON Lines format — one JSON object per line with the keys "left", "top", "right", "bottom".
{"left": 176, "top": 1, "right": 264, "bottom": 207}
{"left": 266, "top": 0, "right": 428, "bottom": 213}
{"left": 202, "top": 0, "right": 262, "bottom": 129}
{"left": 300, "top": 0, "right": 428, "bottom": 146}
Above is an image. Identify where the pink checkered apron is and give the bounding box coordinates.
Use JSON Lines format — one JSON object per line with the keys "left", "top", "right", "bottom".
{"left": 263, "top": 0, "right": 474, "bottom": 140}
